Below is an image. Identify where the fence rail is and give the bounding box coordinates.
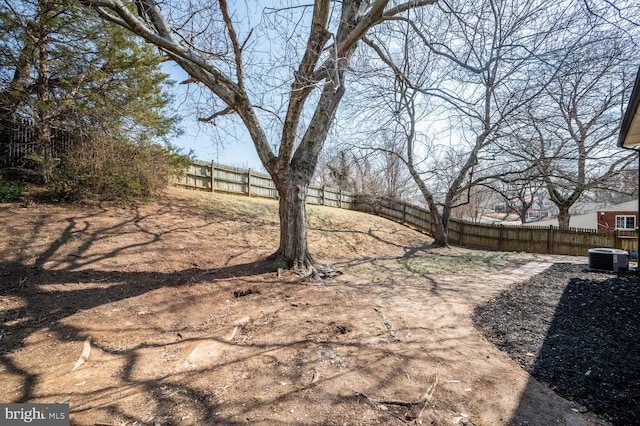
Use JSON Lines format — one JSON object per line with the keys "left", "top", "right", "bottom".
{"left": 173, "top": 160, "right": 638, "bottom": 257}
{"left": 172, "top": 160, "right": 356, "bottom": 209}
{"left": 355, "top": 195, "right": 637, "bottom": 257}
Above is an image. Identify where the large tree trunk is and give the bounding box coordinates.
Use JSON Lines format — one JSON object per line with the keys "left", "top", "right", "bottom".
{"left": 408, "top": 163, "right": 449, "bottom": 247}
{"left": 557, "top": 206, "right": 571, "bottom": 230}
{"left": 429, "top": 208, "right": 448, "bottom": 247}
{"left": 275, "top": 178, "right": 315, "bottom": 269}
{"left": 272, "top": 174, "right": 315, "bottom": 269}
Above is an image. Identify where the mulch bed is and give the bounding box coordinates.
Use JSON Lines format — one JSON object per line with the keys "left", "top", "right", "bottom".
{"left": 472, "top": 263, "right": 640, "bottom": 425}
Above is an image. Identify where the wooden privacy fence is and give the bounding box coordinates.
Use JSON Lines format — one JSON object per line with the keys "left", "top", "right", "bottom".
{"left": 353, "top": 195, "right": 638, "bottom": 257}
{"left": 172, "top": 159, "right": 356, "bottom": 209}
{"left": 173, "top": 160, "right": 637, "bottom": 257}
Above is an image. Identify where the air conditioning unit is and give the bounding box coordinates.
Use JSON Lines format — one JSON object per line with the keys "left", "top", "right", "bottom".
{"left": 588, "top": 248, "right": 629, "bottom": 272}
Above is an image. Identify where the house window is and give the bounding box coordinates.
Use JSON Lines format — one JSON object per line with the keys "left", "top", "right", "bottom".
{"left": 615, "top": 215, "right": 636, "bottom": 230}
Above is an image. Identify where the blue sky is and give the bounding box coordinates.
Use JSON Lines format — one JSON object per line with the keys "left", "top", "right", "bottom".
{"left": 163, "top": 63, "right": 265, "bottom": 171}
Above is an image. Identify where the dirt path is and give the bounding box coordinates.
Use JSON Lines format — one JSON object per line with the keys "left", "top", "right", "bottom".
{"left": 0, "top": 188, "right": 602, "bottom": 425}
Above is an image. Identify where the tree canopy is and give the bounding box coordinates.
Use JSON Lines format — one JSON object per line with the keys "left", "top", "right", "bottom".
{"left": 0, "top": 0, "right": 179, "bottom": 180}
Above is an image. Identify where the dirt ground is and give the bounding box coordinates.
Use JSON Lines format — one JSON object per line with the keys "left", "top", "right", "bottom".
{"left": 0, "top": 187, "right": 605, "bottom": 425}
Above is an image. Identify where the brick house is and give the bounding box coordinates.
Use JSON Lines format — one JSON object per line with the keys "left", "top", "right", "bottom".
{"left": 596, "top": 200, "right": 638, "bottom": 231}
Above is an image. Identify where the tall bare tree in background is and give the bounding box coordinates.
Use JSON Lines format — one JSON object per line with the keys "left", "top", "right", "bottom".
{"left": 499, "top": 16, "right": 638, "bottom": 229}
{"left": 353, "top": 0, "right": 561, "bottom": 246}
{"left": 481, "top": 166, "right": 546, "bottom": 224}
{"left": 79, "top": 0, "right": 437, "bottom": 272}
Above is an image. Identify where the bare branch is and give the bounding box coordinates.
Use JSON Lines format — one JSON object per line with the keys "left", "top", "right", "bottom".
{"left": 198, "top": 106, "right": 234, "bottom": 123}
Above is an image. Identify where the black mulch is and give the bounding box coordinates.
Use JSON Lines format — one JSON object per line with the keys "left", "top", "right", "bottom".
{"left": 472, "top": 263, "right": 640, "bottom": 425}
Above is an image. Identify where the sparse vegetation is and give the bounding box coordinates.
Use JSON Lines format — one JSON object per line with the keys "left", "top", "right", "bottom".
{"left": 0, "top": 173, "right": 24, "bottom": 202}
{"left": 45, "top": 136, "right": 190, "bottom": 201}
{"left": 400, "top": 250, "right": 512, "bottom": 274}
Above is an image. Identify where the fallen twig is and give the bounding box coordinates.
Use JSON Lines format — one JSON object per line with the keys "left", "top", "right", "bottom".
{"left": 354, "top": 390, "right": 427, "bottom": 407}
{"left": 373, "top": 307, "right": 401, "bottom": 342}
{"left": 417, "top": 369, "right": 439, "bottom": 418}
{"left": 71, "top": 336, "right": 92, "bottom": 372}
{"left": 354, "top": 369, "right": 439, "bottom": 413}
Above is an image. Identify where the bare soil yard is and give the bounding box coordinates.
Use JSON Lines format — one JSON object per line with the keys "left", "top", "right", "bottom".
{"left": 1, "top": 187, "right": 603, "bottom": 425}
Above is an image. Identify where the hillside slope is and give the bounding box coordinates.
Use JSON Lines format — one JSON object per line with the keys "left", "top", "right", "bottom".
{"left": 0, "top": 187, "right": 597, "bottom": 425}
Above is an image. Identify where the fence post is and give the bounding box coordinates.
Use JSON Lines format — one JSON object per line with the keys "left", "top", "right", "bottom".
{"left": 403, "top": 202, "right": 407, "bottom": 223}
{"left": 615, "top": 229, "right": 619, "bottom": 249}
{"left": 247, "top": 168, "right": 252, "bottom": 196}
{"left": 322, "top": 186, "right": 326, "bottom": 205}
{"left": 547, "top": 225, "right": 553, "bottom": 254}
{"left": 210, "top": 162, "right": 215, "bottom": 192}
{"left": 339, "top": 190, "right": 342, "bottom": 208}
{"left": 498, "top": 225, "right": 503, "bottom": 251}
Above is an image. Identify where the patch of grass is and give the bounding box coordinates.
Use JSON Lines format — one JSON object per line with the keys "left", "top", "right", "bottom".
{"left": 0, "top": 174, "right": 25, "bottom": 202}
{"left": 400, "top": 250, "right": 512, "bottom": 275}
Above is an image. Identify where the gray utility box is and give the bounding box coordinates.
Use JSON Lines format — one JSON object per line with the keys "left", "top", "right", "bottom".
{"left": 588, "top": 248, "right": 629, "bottom": 272}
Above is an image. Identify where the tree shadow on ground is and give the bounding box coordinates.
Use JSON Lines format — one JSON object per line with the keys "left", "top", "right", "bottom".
{"left": 0, "top": 197, "right": 281, "bottom": 424}
{"left": 0, "top": 259, "right": 274, "bottom": 399}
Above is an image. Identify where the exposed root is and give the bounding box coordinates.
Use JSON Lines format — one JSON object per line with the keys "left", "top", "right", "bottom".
{"left": 269, "top": 251, "right": 342, "bottom": 280}
{"left": 355, "top": 369, "right": 439, "bottom": 416}
{"left": 374, "top": 307, "right": 401, "bottom": 342}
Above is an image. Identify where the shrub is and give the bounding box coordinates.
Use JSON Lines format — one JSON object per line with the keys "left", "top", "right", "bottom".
{"left": 0, "top": 174, "right": 25, "bottom": 202}
{"left": 50, "top": 136, "right": 190, "bottom": 201}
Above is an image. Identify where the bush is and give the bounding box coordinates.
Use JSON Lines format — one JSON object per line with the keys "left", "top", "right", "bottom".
{"left": 0, "top": 174, "right": 25, "bottom": 202}
{"left": 50, "top": 136, "right": 190, "bottom": 201}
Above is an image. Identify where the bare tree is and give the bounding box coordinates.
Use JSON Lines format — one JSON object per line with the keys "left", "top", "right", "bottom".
{"left": 502, "top": 30, "right": 637, "bottom": 229}
{"left": 79, "top": 0, "right": 437, "bottom": 271}
{"left": 356, "top": 0, "right": 560, "bottom": 246}
{"left": 482, "top": 168, "right": 546, "bottom": 224}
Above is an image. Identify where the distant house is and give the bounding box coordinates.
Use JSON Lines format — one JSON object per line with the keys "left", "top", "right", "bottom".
{"left": 596, "top": 200, "right": 638, "bottom": 231}
{"left": 533, "top": 200, "right": 638, "bottom": 231}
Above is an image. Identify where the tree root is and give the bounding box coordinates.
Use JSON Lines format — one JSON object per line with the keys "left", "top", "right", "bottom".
{"left": 373, "top": 307, "right": 401, "bottom": 342}
{"left": 269, "top": 251, "right": 342, "bottom": 280}
{"left": 355, "top": 369, "right": 439, "bottom": 418}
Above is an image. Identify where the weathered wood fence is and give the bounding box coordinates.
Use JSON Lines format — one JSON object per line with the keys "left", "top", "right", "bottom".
{"left": 172, "top": 159, "right": 356, "bottom": 209}
{"left": 173, "top": 160, "right": 637, "bottom": 257}
{"left": 357, "top": 196, "right": 638, "bottom": 257}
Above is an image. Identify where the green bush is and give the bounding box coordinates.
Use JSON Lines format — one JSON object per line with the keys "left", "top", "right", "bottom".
{"left": 49, "top": 136, "right": 191, "bottom": 201}
{"left": 0, "top": 174, "right": 25, "bottom": 202}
